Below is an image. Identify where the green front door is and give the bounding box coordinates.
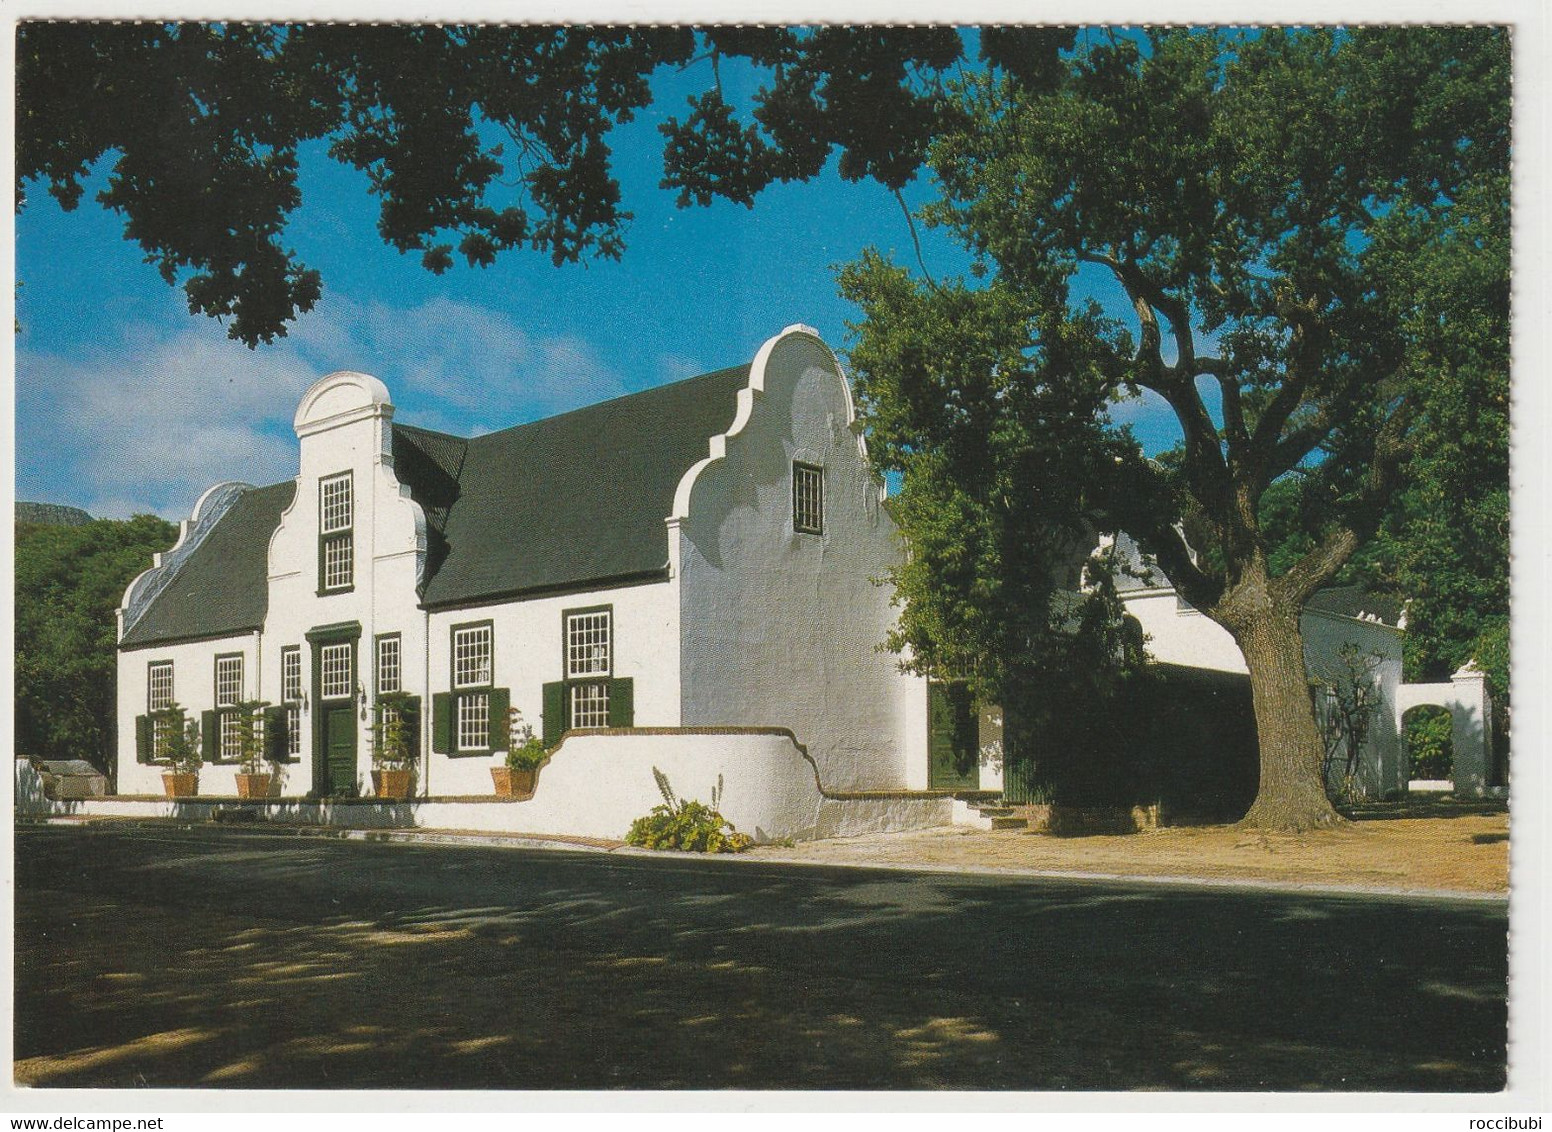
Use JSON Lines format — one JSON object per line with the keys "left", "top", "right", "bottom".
{"left": 324, "top": 706, "right": 357, "bottom": 796}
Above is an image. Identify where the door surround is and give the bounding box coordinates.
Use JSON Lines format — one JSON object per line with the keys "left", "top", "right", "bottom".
{"left": 306, "top": 621, "right": 363, "bottom": 797}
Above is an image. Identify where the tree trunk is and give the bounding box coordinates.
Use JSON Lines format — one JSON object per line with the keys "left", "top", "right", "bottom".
{"left": 1232, "top": 607, "right": 1344, "bottom": 832}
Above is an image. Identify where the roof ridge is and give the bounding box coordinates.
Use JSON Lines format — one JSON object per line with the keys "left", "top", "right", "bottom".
{"left": 455, "top": 363, "right": 751, "bottom": 448}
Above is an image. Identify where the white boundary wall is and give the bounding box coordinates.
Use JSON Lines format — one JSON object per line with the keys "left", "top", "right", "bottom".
{"left": 23, "top": 732, "right": 954, "bottom": 844}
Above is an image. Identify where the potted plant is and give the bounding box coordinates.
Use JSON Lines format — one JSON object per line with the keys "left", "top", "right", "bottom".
{"left": 157, "top": 704, "right": 202, "bottom": 798}
{"left": 371, "top": 691, "right": 417, "bottom": 799}
{"left": 492, "top": 707, "right": 549, "bottom": 800}
{"left": 233, "top": 699, "right": 274, "bottom": 799}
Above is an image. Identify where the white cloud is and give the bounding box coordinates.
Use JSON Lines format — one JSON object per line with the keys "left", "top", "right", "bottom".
{"left": 15, "top": 292, "right": 643, "bottom": 519}
{"left": 17, "top": 321, "right": 315, "bottom": 518}
{"left": 287, "top": 294, "right": 630, "bottom": 433}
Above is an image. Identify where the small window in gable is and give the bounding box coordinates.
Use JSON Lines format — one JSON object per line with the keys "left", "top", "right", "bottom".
{"left": 319, "top": 471, "right": 354, "bottom": 592}
{"left": 793, "top": 462, "right": 824, "bottom": 535}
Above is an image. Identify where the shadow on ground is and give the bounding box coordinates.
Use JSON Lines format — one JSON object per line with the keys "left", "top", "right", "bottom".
{"left": 14, "top": 826, "right": 1507, "bottom": 1091}
{"left": 1339, "top": 798, "right": 1508, "bottom": 821}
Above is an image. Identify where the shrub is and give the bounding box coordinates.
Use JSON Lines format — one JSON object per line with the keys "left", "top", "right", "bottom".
{"left": 236, "top": 699, "right": 273, "bottom": 775}
{"left": 155, "top": 704, "right": 202, "bottom": 775}
{"left": 506, "top": 707, "right": 549, "bottom": 771}
{"left": 373, "top": 692, "right": 417, "bottom": 772}
{"left": 625, "top": 769, "right": 753, "bottom": 853}
{"left": 1406, "top": 707, "right": 1454, "bottom": 780}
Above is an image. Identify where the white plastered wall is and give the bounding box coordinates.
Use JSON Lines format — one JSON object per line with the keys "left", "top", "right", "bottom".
{"left": 115, "top": 633, "right": 260, "bottom": 795}
{"left": 260, "top": 371, "right": 430, "bottom": 795}
{"left": 673, "top": 326, "right": 929, "bottom": 791}
{"left": 1301, "top": 610, "right": 1405, "bottom": 797}
{"left": 423, "top": 580, "right": 681, "bottom": 796}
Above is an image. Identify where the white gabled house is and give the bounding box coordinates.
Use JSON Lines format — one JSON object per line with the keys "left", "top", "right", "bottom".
{"left": 106, "top": 322, "right": 1496, "bottom": 840}
{"left": 115, "top": 326, "right": 932, "bottom": 826}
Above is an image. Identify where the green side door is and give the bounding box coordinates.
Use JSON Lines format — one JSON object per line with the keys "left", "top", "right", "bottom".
{"left": 928, "top": 681, "right": 980, "bottom": 791}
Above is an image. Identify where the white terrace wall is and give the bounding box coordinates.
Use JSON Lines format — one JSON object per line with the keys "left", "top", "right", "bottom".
{"left": 116, "top": 632, "right": 260, "bottom": 796}
{"left": 423, "top": 581, "right": 681, "bottom": 797}
{"left": 673, "top": 327, "right": 929, "bottom": 792}
{"left": 24, "top": 732, "right": 957, "bottom": 843}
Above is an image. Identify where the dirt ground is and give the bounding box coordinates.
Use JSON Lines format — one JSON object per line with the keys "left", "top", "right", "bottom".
{"left": 749, "top": 809, "right": 1510, "bottom": 894}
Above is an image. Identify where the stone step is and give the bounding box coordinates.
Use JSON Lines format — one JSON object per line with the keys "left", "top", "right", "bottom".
{"left": 990, "top": 815, "right": 1029, "bottom": 830}
{"left": 974, "top": 806, "right": 1017, "bottom": 818}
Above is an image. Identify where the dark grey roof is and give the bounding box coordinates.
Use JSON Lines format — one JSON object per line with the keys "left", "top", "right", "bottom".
{"left": 1304, "top": 585, "right": 1404, "bottom": 626}
{"left": 122, "top": 364, "right": 752, "bottom": 646}
{"left": 119, "top": 481, "right": 295, "bottom": 648}
{"left": 1110, "top": 532, "right": 1166, "bottom": 591}
{"left": 1111, "top": 533, "right": 1404, "bottom": 625}
{"left": 421, "top": 364, "right": 750, "bottom": 607}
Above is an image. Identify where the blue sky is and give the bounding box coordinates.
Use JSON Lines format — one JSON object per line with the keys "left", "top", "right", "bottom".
{"left": 14, "top": 43, "right": 1185, "bottom": 520}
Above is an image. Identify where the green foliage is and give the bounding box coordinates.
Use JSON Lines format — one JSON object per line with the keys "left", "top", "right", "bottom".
{"left": 842, "top": 27, "right": 1508, "bottom": 824}
{"left": 15, "top": 514, "right": 179, "bottom": 775}
{"left": 234, "top": 699, "right": 274, "bottom": 775}
{"left": 372, "top": 691, "right": 417, "bottom": 771}
{"left": 154, "top": 703, "right": 202, "bottom": 775}
{"left": 504, "top": 707, "right": 549, "bottom": 772}
{"left": 839, "top": 253, "right": 1134, "bottom": 710}
{"left": 625, "top": 769, "right": 753, "bottom": 853}
{"left": 1010, "top": 552, "right": 1157, "bottom": 803}
{"left": 17, "top": 25, "right": 1071, "bottom": 346}
{"left": 1405, "top": 706, "right": 1454, "bottom": 781}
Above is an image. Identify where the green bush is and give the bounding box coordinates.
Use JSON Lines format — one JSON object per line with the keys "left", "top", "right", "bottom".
{"left": 1406, "top": 707, "right": 1454, "bottom": 780}
{"left": 505, "top": 707, "right": 549, "bottom": 771}
{"left": 625, "top": 769, "right": 753, "bottom": 853}
{"left": 154, "top": 704, "right": 202, "bottom": 775}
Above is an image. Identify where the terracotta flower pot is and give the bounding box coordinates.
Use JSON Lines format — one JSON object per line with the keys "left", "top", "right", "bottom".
{"left": 491, "top": 766, "right": 539, "bottom": 800}
{"left": 372, "top": 769, "right": 414, "bottom": 800}
{"left": 162, "top": 772, "right": 199, "bottom": 799}
{"left": 234, "top": 773, "right": 271, "bottom": 800}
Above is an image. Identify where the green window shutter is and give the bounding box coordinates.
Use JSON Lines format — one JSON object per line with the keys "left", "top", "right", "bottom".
{"left": 135, "top": 714, "right": 152, "bottom": 764}
{"left": 264, "top": 706, "right": 289, "bottom": 763}
{"left": 607, "top": 677, "right": 634, "bottom": 728}
{"left": 402, "top": 696, "right": 422, "bottom": 759}
{"left": 488, "top": 687, "right": 511, "bottom": 750}
{"left": 201, "top": 710, "right": 219, "bottom": 762}
{"left": 431, "top": 693, "right": 452, "bottom": 754}
{"left": 542, "top": 681, "right": 565, "bottom": 747}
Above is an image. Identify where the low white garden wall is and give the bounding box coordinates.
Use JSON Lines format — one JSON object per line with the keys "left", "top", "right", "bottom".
{"left": 16, "top": 733, "right": 958, "bottom": 843}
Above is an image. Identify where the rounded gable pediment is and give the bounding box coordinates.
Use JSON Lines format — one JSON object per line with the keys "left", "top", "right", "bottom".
{"left": 295, "top": 370, "right": 392, "bottom": 433}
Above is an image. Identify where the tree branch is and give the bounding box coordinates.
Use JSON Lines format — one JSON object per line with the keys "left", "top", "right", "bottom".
{"left": 1080, "top": 249, "right": 1232, "bottom": 515}
{"left": 894, "top": 188, "right": 941, "bottom": 293}
{"left": 1247, "top": 295, "right": 1325, "bottom": 461}
{"left": 1272, "top": 394, "right": 1417, "bottom": 608}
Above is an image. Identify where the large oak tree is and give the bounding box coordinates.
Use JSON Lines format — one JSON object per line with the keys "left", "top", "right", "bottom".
{"left": 839, "top": 27, "right": 1509, "bottom": 829}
